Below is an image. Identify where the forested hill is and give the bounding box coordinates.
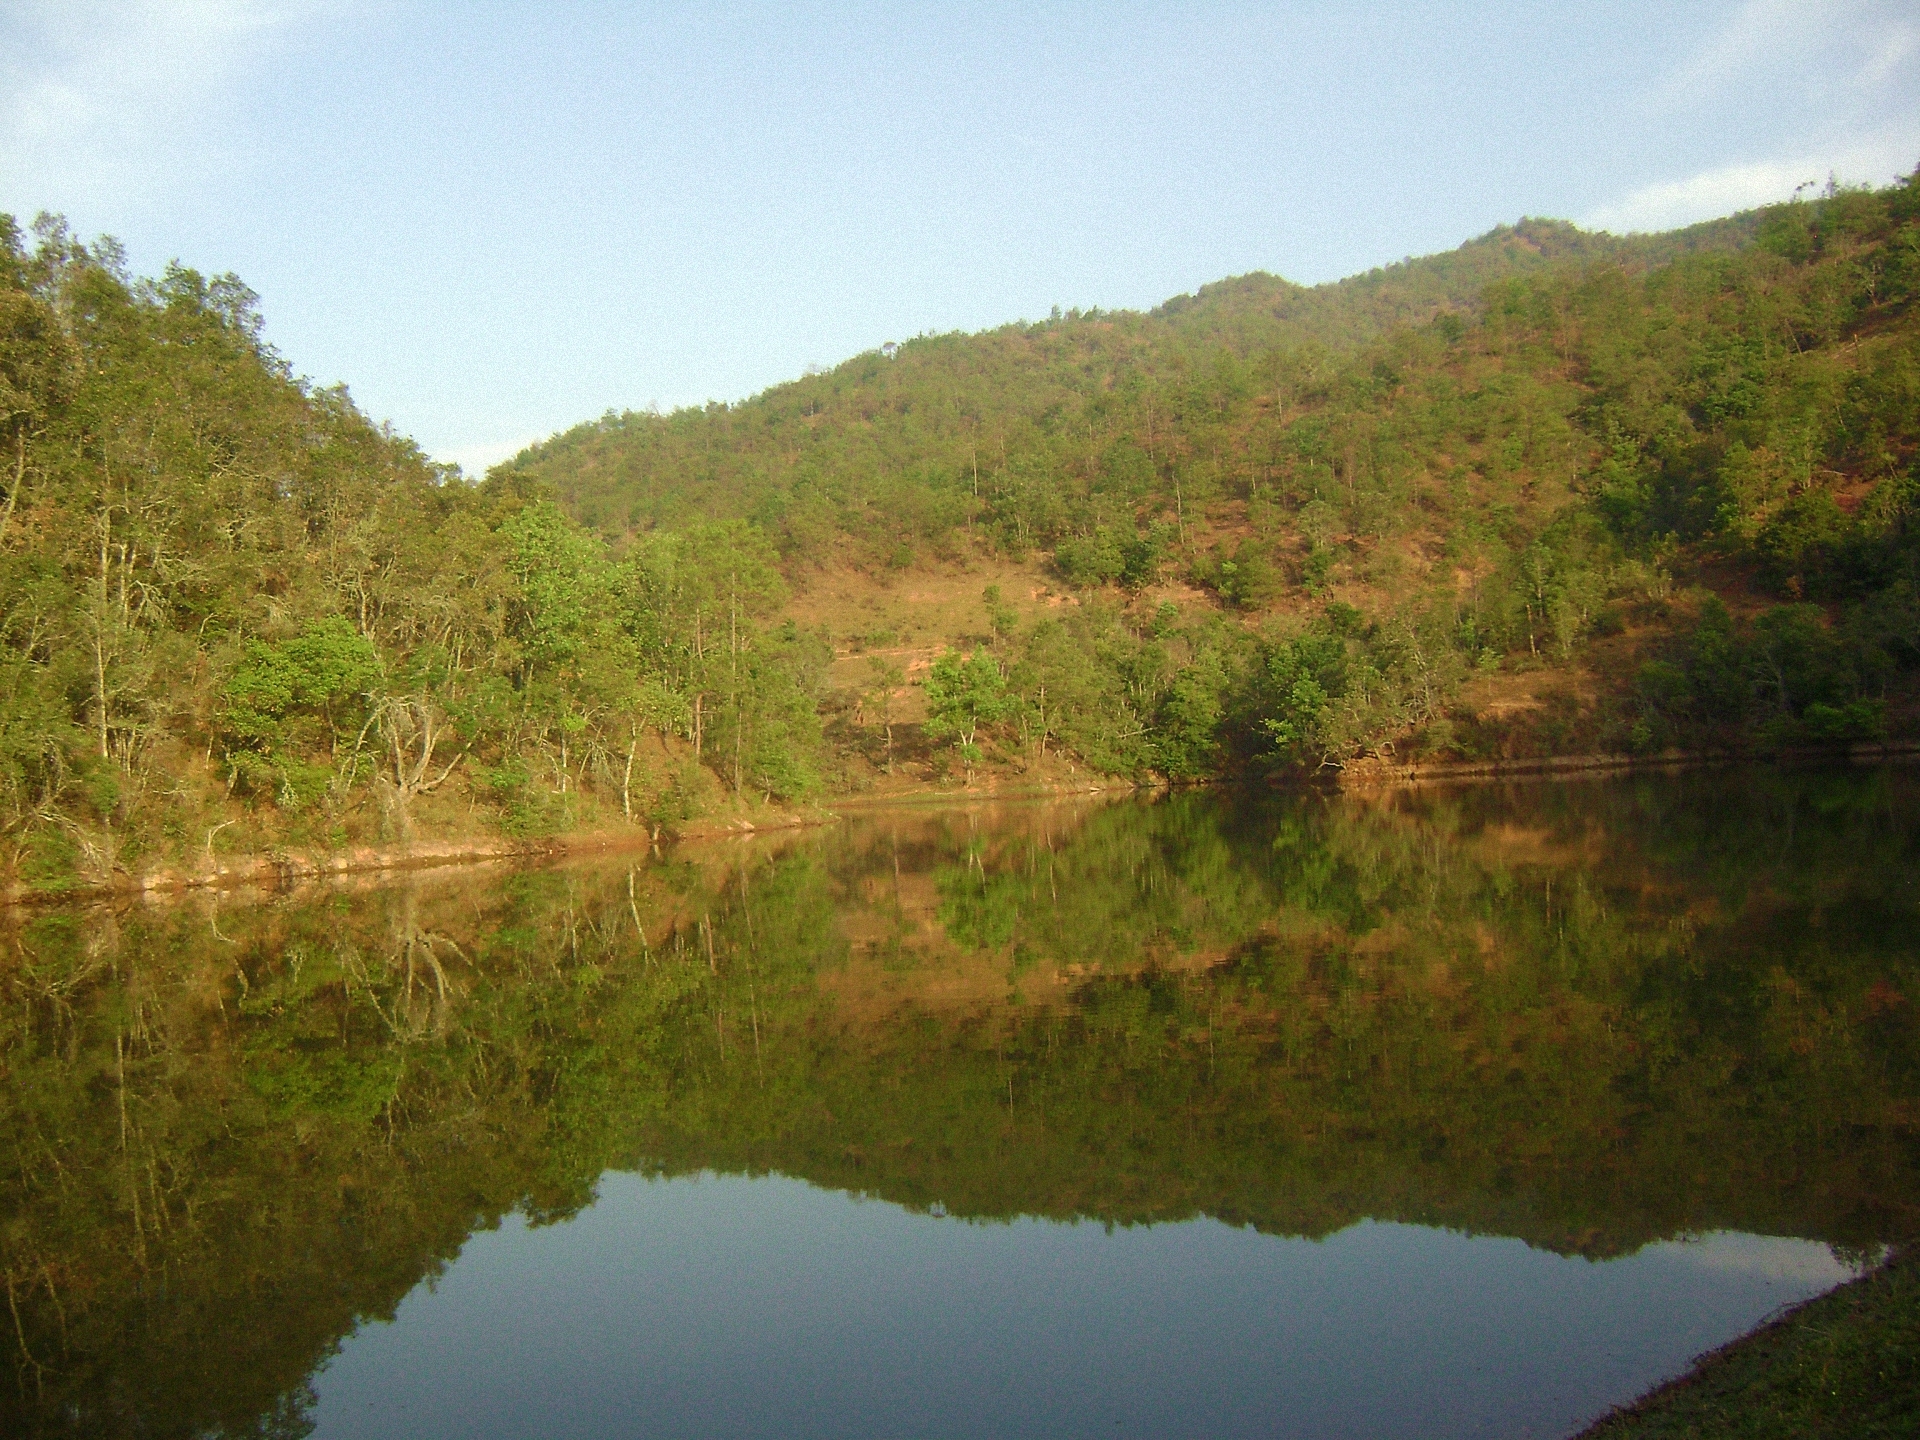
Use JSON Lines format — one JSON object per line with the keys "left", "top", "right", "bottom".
{"left": 497, "top": 211, "right": 1761, "bottom": 539}
{"left": 0, "top": 180, "right": 1915, "bottom": 893}
{"left": 494, "top": 178, "right": 1917, "bottom": 782}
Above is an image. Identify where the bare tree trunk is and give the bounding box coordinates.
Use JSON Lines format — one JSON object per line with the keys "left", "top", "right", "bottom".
{"left": 0, "top": 431, "right": 25, "bottom": 546}
{"left": 370, "top": 695, "right": 466, "bottom": 840}
{"left": 94, "top": 510, "right": 112, "bottom": 759}
{"left": 730, "top": 591, "right": 742, "bottom": 793}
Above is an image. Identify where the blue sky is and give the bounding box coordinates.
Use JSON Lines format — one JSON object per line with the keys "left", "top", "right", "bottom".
{"left": 3, "top": 2, "right": 1916, "bottom": 475}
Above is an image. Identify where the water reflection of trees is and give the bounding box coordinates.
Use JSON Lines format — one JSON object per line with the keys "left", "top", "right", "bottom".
{"left": 1, "top": 768, "right": 1916, "bottom": 1437}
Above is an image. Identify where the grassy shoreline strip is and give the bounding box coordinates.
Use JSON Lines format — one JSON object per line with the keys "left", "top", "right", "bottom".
{"left": 1576, "top": 1249, "right": 1917, "bottom": 1438}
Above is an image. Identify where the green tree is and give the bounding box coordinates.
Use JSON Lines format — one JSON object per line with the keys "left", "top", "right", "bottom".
{"left": 926, "top": 647, "right": 1018, "bottom": 778}
{"left": 0, "top": 282, "right": 77, "bottom": 543}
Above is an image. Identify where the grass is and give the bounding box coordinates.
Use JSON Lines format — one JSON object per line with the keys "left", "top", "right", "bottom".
{"left": 1577, "top": 1248, "right": 1918, "bottom": 1438}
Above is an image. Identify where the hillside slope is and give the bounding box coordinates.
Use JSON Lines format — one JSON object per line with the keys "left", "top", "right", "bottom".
{"left": 499, "top": 212, "right": 1762, "bottom": 546}
{"left": 0, "top": 183, "right": 1912, "bottom": 892}
{"left": 500, "top": 181, "right": 1916, "bottom": 784}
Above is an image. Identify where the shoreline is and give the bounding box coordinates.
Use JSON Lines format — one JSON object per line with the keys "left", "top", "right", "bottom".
{"left": 1576, "top": 1246, "right": 1913, "bottom": 1436}
{"left": 0, "top": 783, "right": 1135, "bottom": 909}
{"left": 1332, "top": 738, "right": 1920, "bottom": 789}
{"left": 7, "top": 742, "right": 1916, "bottom": 908}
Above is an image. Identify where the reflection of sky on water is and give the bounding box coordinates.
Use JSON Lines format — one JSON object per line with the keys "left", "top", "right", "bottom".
{"left": 312, "top": 1171, "right": 1850, "bottom": 1440}
{"left": 1647, "top": 1231, "right": 1862, "bottom": 1285}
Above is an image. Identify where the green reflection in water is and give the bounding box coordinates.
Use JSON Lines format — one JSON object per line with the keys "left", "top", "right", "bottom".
{"left": 1, "top": 767, "right": 1916, "bottom": 1438}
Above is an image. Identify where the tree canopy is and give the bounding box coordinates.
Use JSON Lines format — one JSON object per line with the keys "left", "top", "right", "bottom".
{"left": 1, "top": 177, "right": 1918, "bottom": 887}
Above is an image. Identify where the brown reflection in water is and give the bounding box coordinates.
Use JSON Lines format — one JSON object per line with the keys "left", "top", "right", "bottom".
{"left": 0, "top": 768, "right": 1915, "bottom": 1438}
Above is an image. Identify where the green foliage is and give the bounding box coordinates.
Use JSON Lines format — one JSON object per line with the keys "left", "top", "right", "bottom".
{"left": 1255, "top": 630, "right": 1346, "bottom": 765}
{"left": 1054, "top": 520, "right": 1166, "bottom": 590}
{"left": 710, "top": 619, "right": 830, "bottom": 799}
{"left": 926, "top": 647, "right": 1018, "bottom": 773}
{"left": 482, "top": 758, "right": 564, "bottom": 836}
{"left": 7, "top": 170, "right": 1920, "bottom": 859}
{"left": 222, "top": 616, "right": 380, "bottom": 751}
{"left": 494, "top": 214, "right": 1764, "bottom": 573}
{"left": 1011, "top": 607, "right": 1160, "bottom": 774}
{"left": 0, "top": 216, "right": 851, "bottom": 863}
{"left": 502, "top": 498, "right": 616, "bottom": 676}
{"left": 1153, "top": 647, "right": 1231, "bottom": 778}
{"left": 1628, "top": 591, "right": 1902, "bottom": 749}
{"left": 472, "top": 168, "right": 1920, "bottom": 777}
{"left": 1199, "top": 537, "right": 1285, "bottom": 609}
{"left": 0, "top": 284, "right": 78, "bottom": 474}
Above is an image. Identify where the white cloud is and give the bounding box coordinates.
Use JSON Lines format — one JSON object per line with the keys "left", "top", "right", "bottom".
{"left": 0, "top": 1, "right": 321, "bottom": 210}
{"left": 436, "top": 434, "right": 551, "bottom": 480}
{"left": 1647, "top": 1231, "right": 1865, "bottom": 1284}
{"left": 1580, "top": 132, "right": 1920, "bottom": 234}
{"left": 1582, "top": 159, "right": 1818, "bottom": 234}
{"left": 1594, "top": 0, "right": 1920, "bottom": 235}
{"left": 1647, "top": 0, "right": 1918, "bottom": 111}
{"left": 1653, "top": 0, "right": 1824, "bottom": 106}
{"left": 1859, "top": 23, "right": 1919, "bottom": 88}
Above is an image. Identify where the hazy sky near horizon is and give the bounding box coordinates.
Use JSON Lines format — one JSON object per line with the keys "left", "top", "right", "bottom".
{"left": 3, "top": 2, "right": 1917, "bottom": 474}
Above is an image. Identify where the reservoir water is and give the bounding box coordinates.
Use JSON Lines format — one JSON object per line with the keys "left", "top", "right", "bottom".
{"left": 2, "top": 768, "right": 1914, "bottom": 1436}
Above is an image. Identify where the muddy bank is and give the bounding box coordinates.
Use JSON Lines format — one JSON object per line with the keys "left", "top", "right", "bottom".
{"left": 828, "top": 777, "right": 1155, "bottom": 810}
{"left": 0, "top": 781, "right": 1153, "bottom": 908}
{"left": 11, "top": 744, "right": 1915, "bottom": 905}
{"left": 3, "top": 823, "right": 761, "bottom": 909}
{"left": 1334, "top": 739, "right": 1920, "bottom": 789}
{"left": 3, "top": 832, "right": 588, "bottom": 909}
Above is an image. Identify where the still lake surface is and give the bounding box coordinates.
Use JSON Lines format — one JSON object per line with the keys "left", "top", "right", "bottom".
{"left": 2, "top": 768, "right": 1915, "bottom": 1437}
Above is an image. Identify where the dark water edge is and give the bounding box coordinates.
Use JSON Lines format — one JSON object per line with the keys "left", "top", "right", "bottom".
{"left": 1, "top": 766, "right": 1915, "bottom": 1437}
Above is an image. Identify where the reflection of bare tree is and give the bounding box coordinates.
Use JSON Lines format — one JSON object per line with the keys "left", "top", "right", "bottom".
{"left": 339, "top": 889, "right": 469, "bottom": 1042}
{"left": 0, "top": 916, "right": 118, "bottom": 1068}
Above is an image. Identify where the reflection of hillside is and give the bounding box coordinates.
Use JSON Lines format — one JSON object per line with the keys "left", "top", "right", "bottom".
{"left": 820, "top": 800, "right": 1238, "bottom": 1018}
{"left": 1, "top": 769, "right": 1916, "bottom": 1437}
